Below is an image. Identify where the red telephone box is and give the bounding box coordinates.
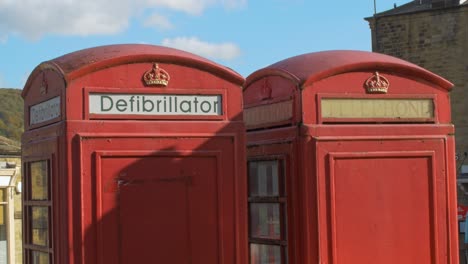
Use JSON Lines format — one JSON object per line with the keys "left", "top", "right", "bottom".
{"left": 21, "top": 44, "right": 247, "bottom": 264}
{"left": 243, "top": 50, "right": 458, "bottom": 263}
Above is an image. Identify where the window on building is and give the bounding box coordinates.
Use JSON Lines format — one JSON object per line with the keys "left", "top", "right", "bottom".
{"left": 248, "top": 159, "right": 287, "bottom": 264}
{"left": 23, "top": 160, "right": 52, "bottom": 264}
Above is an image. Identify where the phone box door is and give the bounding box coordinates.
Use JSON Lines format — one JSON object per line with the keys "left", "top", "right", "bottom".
{"left": 80, "top": 136, "right": 237, "bottom": 264}
{"left": 316, "top": 138, "right": 448, "bottom": 264}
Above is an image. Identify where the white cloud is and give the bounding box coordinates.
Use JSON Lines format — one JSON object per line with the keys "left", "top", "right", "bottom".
{"left": 0, "top": 0, "right": 131, "bottom": 39}
{"left": 143, "top": 13, "right": 174, "bottom": 30}
{"left": 161, "top": 37, "right": 241, "bottom": 60}
{"left": 0, "top": 0, "right": 247, "bottom": 40}
{"left": 144, "top": 0, "right": 216, "bottom": 15}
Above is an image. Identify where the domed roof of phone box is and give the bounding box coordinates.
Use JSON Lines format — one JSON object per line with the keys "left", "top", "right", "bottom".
{"left": 244, "top": 50, "right": 452, "bottom": 90}
{"left": 23, "top": 44, "right": 244, "bottom": 96}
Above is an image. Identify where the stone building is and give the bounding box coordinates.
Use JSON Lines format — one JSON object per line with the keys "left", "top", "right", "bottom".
{"left": 0, "top": 136, "right": 21, "bottom": 264}
{"left": 365, "top": 0, "right": 468, "bottom": 261}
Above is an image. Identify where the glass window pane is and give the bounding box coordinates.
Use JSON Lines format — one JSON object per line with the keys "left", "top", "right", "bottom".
{"left": 250, "top": 244, "right": 282, "bottom": 264}
{"left": 31, "top": 251, "right": 49, "bottom": 264}
{"left": 31, "top": 207, "right": 49, "bottom": 247}
{"left": 249, "top": 161, "right": 280, "bottom": 197}
{"left": 31, "top": 161, "right": 48, "bottom": 200}
{"left": 250, "top": 203, "right": 281, "bottom": 239}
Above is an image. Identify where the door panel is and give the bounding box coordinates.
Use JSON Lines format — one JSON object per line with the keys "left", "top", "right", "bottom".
{"left": 316, "top": 139, "right": 447, "bottom": 264}
{"left": 100, "top": 155, "right": 218, "bottom": 264}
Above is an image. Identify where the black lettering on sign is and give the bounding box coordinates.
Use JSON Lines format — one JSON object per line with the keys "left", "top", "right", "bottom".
{"left": 89, "top": 94, "right": 223, "bottom": 116}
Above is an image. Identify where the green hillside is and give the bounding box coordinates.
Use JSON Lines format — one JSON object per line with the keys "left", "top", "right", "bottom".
{"left": 0, "top": 88, "right": 23, "bottom": 142}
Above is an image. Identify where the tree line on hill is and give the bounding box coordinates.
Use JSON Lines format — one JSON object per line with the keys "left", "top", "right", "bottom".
{"left": 0, "top": 88, "right": 23, "bottom": 142}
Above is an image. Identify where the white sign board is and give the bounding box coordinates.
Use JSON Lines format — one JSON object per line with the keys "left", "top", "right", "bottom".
{"left": 30, "top": 96, "right": 61, "bottom": 125}
{"left": 89, "top": 94, "right": 222, "bottom": 116}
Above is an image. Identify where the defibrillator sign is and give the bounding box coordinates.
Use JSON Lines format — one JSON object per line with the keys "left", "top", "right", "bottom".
{"left": 89, "top": 93, "right": 222, "bottom": 116}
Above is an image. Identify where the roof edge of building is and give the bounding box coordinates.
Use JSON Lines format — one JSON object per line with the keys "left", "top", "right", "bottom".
{"left": 365, "top": 1, "right": 468, "bottom": 20}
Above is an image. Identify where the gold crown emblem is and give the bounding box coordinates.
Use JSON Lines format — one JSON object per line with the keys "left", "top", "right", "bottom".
{"left": 143, "top": 63, "right": 170, "bottom": 87}
{"left": 365, "top": 71, "right": 390, "bottom": 94}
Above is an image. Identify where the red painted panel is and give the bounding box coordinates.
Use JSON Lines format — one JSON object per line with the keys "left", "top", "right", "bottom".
{"left": 76, "top": 134, "right": 243, "bottom": 264}
{"left": 332, "top": 153, "right": 434, "bottom": 263}
{"left": 316, "top": 139, "right": 449, "bottom": 264}
{"left": 243, "top": 76, "right": 298, "bottom": 107}
{"left": 100, "top": 155, "right": 218, "bottom": 263}
{"left": 243, "top": 75, "right": 301, "bottom": 129}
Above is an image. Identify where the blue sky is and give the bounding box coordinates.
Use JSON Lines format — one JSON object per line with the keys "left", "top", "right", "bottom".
{"left": 0, "top": 0, "right": 410, "bottom": 89}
